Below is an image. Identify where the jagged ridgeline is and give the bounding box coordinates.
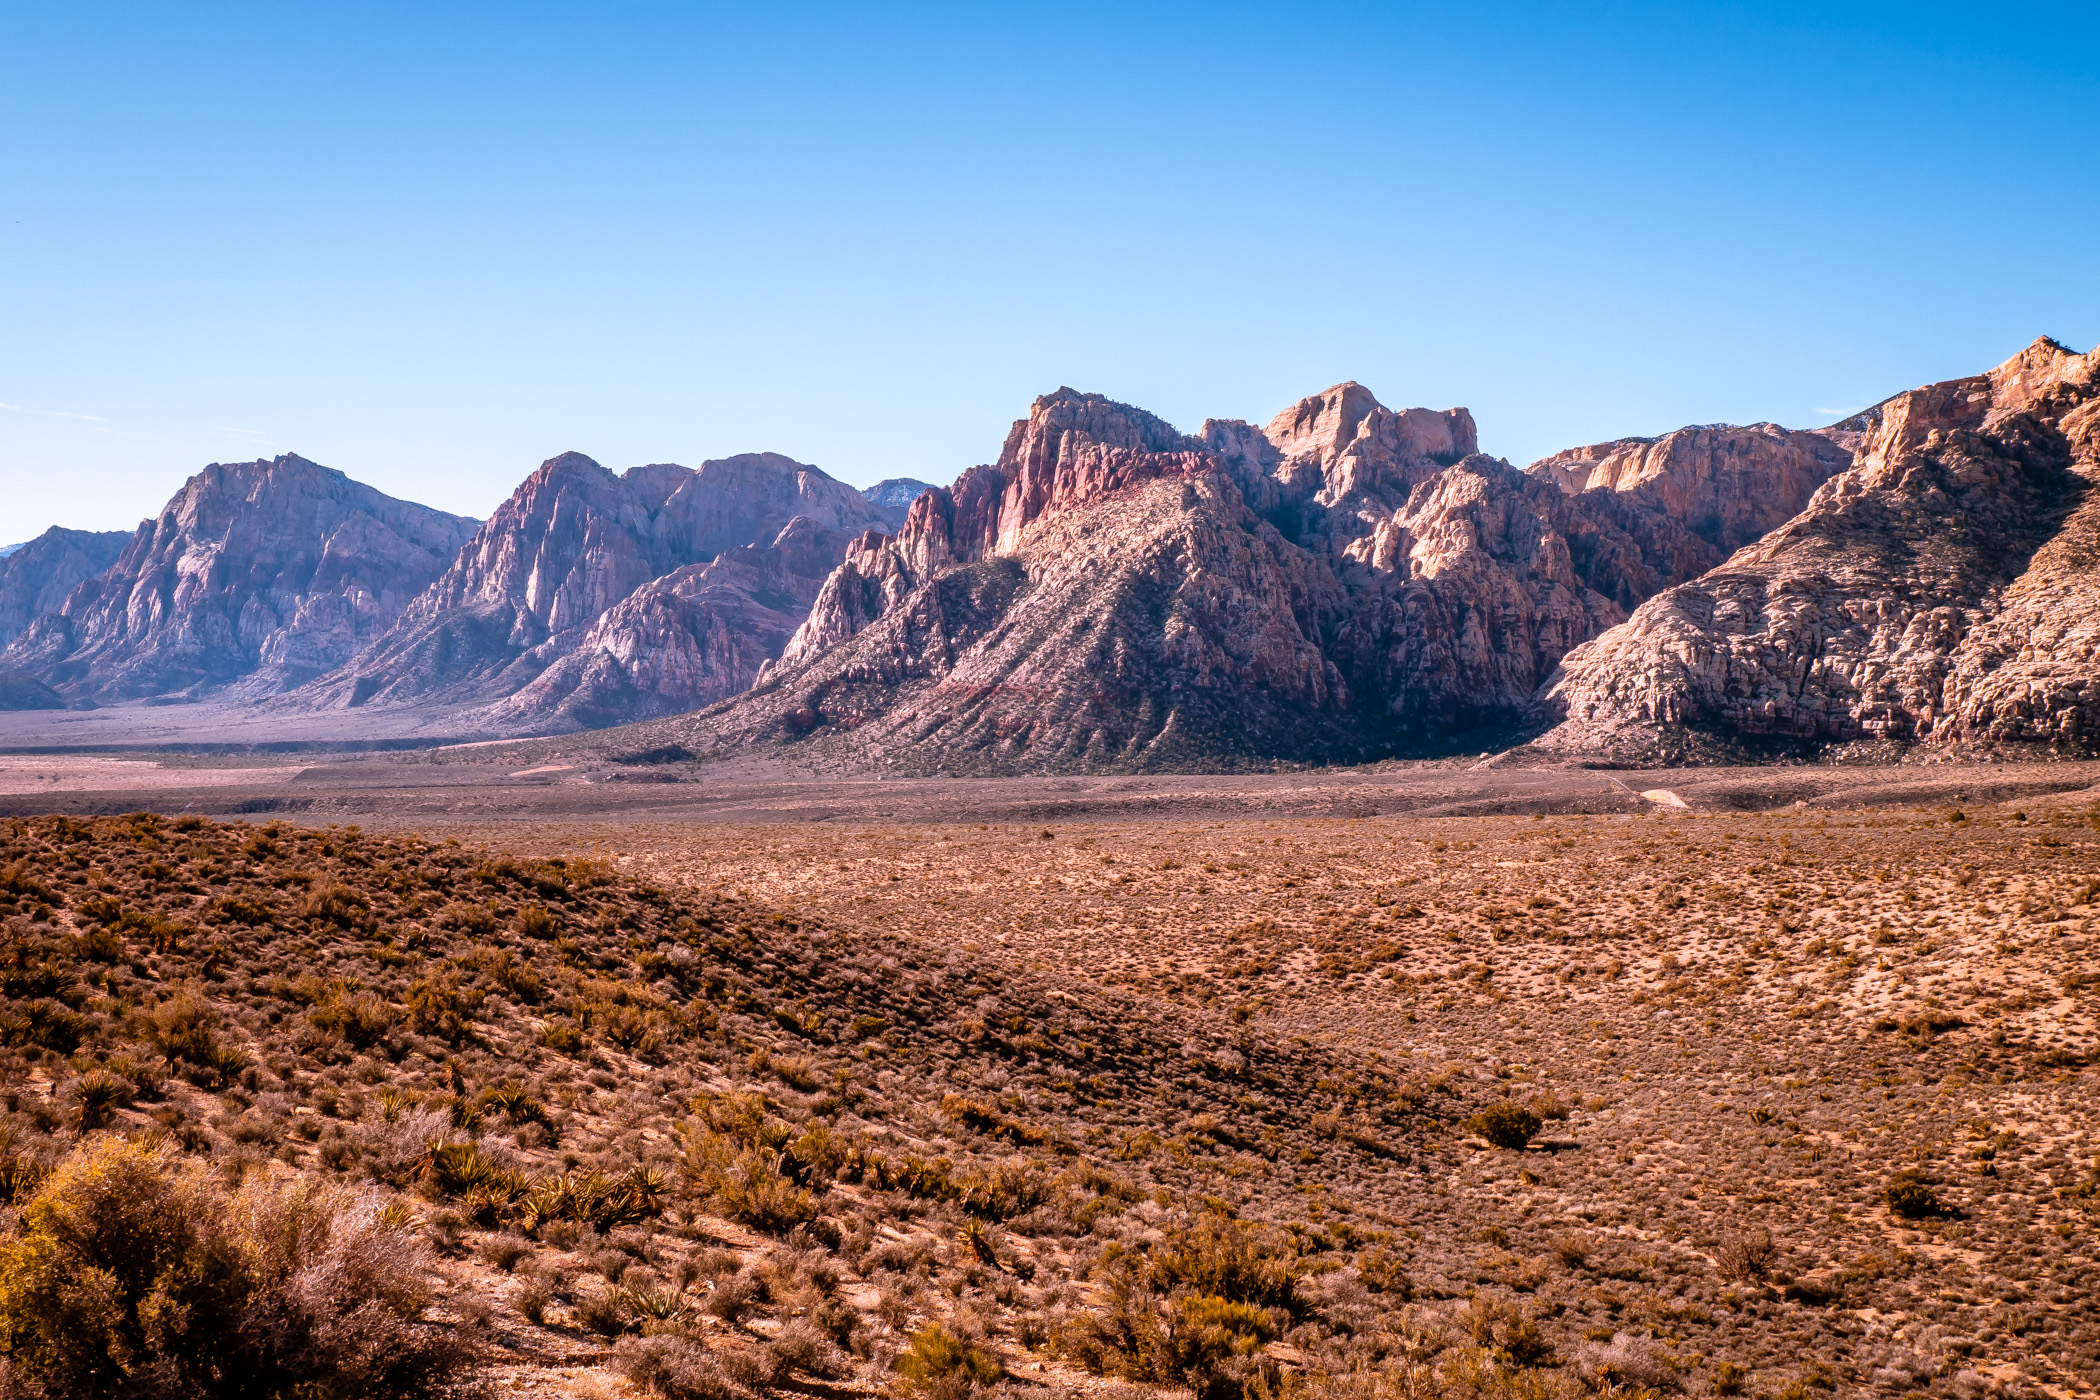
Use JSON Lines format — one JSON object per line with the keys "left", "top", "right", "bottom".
{"left": 0, "top": 813, "right": 1554, "bottom": 1400}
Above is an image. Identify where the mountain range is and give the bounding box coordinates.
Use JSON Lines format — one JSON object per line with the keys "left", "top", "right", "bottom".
{"left": 2, "top": 336, "right": 2092, "bottom": 766}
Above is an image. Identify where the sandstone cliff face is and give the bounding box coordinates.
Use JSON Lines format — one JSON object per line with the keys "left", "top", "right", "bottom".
{"left": 1527, "top": 422, "right": 1851, "bottom": 560}
{"left": 678, "top": 469, "right": 1359, "bottom": 771}
{"left": 0, "top": 527, "right": 130, "bottom": 649}
{"left": 316, "top": 451, "right": 885, "bottom": 726}
{"left": 1, "top": 457, "right": 477, "bottom": 702}
{"left": 1326, "top": 460, "right": 1675, "bottom": 746}
{"left": 660, "top": 379, "right": 1800, "bottom": 772}
{"left": 479, "top": 518, "right": 851, "bottom": 733}
{"left": 1533, "top": 337, "right": 2100, "bottom": 758}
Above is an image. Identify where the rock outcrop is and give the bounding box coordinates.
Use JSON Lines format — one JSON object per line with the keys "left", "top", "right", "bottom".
{"left": 312, "top": 451, "right": 887, "bottom": 729}
{"left": 1533, "top": 337, "right": 2100, "bottom": 759}
{"left": 1, "top": 457, "right": 477, "bottom": 703}
{"left": 0, "top": 527, "right": 131, "bottom": 649}
{"left": 630, "top": 380, "right": 1834, "bottom": 772}
{"left": 1527, "top": 422, "right": 1852, "bottom": 565}
{"left": 477, "top": 517, "right": 854, "bottom": 732}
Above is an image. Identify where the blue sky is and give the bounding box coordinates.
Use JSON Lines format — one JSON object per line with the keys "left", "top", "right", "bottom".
{"left": 3, "top": 1, "right": 2096, "bottom": 535}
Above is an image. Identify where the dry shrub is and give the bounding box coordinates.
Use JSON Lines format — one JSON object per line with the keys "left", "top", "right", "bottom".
{"left": 897, "top": 1321, "right": 1002, "bottom": 1394}
{"left": 0, "top": 1136, "right": 471, "bottom": 1399}
{"left": 1058, "top": 1280, "right": 1281, "bottom": 1400}
{"left": 767, "top": 1317, "right": 846, "bottom": 1379}
{"left": 1145, "top": 1211, "right": 1299, "bottom": 1312}
{"left": 1525, "top": 1090, "right": 1572, "bottom": 1122}
{"left": 356, "top": 1107, "right": 455, "bottom": 1186}
{"left": 1883, "top": 1175, "right": 1945, "bottom": 1220}
{"left": 1570, "top": 1331, "right": 1670, "bottom": 1391}
{"left": 1465, "top": 1103, "right": 1540, "bottom": 1151}
{"left": 309, "top": 987, "right": 399, "bottom": 1050}
{"left": 613, "top": 1334, "right": 729, "bottom": 1400}
{"left": 1714, "top": 1228, "right": 1776, "bottom": 1281}
{"left": 142, "top": 992, "right": 248, "bottom": 1087}
{"left": 1305, "top": 1349, "right": 1585, "bottom": 1400}
{"left": 477, "top": 1233, "right": 532, "bottom": 1272}
{"left": 1454, "top": 1295, "right": 1555, "bottom": 1367}
{"left": 572, "top": 1289, "right": 627, "bottom": 1338}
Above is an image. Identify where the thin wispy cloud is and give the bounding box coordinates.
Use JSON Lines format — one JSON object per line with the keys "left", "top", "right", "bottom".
{"left": 0, "top": 401, "right": 110, "bottom": 423}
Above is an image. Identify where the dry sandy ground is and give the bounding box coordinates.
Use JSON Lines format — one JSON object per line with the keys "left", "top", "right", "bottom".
{"left": 6, "top": 750, "right": 2100, "bottom": 825}
{"left": 433, "top": 800, "right": 2100, "bottom": 1398}
{"left": 0, "top": 755, "right": 308, "bottom": 794}
{"left": 8, "top": 758, "right": 2100, "bottom": 1392}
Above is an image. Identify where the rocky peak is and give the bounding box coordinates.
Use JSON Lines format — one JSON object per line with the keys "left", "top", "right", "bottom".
{"left": 748, "top": 379, "right": 1719, "bottom": 770}
{"left": 863, "top": 478, "right": 939, "bottom": 526}
{"left": 658, "top": 453, "right": 887, "bottom": 557}
{"left": 311, "top": 449, "right": 886, "bottom": 720}
{"left": 1262, "top": 383, "right": 1477, "bottom": 491}
{"left": 1, "top": 454, "right": 477, "bottom": 701}
{"left": 416, "top": 452, "right": 682, "bottom": 635}
{"left": 996, "top": 388, "right": 1193, "bottom": 471}
{"left": 1262, "top": 381, "right": 1387, "bottom": 463}
{"left": 1532, "top": 336, "right": 2100, "bottom": 759}
{"left": 0, "top": 526, "right": 131, "bottom": 649}
{"left": 1197, "top": 385, "right": 1479, "bottom": 544}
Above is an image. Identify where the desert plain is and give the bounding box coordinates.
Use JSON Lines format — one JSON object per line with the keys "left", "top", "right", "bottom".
{"left": 1, "top": 750, "right": 2096, "bottom": 1398}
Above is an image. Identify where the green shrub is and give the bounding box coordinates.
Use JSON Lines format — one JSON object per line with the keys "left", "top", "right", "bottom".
{"left": 1467, "top": 1102, "right": 1541, "bottom": 1150}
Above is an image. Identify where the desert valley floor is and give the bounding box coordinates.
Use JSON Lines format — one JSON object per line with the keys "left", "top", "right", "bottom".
{"left": 1, "top": 754, "right": 2097, "bottom": 1398}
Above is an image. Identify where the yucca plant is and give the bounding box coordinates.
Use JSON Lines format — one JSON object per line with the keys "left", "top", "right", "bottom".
{"left": 67, "top": 1070, "right": 134, "bottom": 1130}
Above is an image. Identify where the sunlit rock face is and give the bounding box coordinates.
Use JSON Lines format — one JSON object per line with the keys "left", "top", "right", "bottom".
{"left": 1534, "top": 337, "right": 2100, "bottom": 760}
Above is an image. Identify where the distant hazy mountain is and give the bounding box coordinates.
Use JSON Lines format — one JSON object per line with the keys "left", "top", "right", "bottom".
{"left": 1, "top": 455, "right": 477, "bottom": 703}
{"left": 0, "top": 527, "right": 132, "bottom": 649}
{"left": 300, "top": 451, "right": 890, "bottom": 731}
{"left": 862, "top": 477, "right": 938, "bottom": 526}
